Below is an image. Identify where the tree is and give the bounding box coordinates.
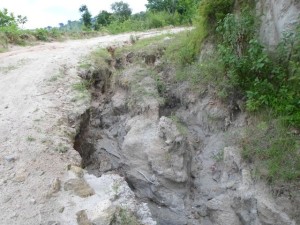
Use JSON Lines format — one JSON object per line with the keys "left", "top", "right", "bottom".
{"left": 111, "top": 1, "right": 132, "bottom": 22}
{"left": 0, "top": 8, "right": 17, "bottom": 27}
{"left": 145, "top": 0, "right": 200, "bottom": 22}
{"left": 146, "top": 0, "right": 177, "bottom": 13}
{"left": 79, "top": 5, "right": 92, "bottom": 29}
{"left": 17, "top": 15, "right": 27, "bottom": 28}
{"left": 95, "top": 10, "right": 112, "bottom": 30}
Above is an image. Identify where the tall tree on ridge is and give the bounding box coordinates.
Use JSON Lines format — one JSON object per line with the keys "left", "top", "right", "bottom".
{"left": 79, "top": 5, "right": 92, "bottom": 29}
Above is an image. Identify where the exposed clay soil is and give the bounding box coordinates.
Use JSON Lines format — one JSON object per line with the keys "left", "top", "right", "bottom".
{"left": 0, "top": 28, "right": 187, "bottom": 225}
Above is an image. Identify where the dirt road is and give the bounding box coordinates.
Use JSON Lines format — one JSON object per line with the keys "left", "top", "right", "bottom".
{"left": 0, "top": 27, "right": 187, "bottom": 225}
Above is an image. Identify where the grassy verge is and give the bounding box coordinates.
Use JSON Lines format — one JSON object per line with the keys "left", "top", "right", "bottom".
{"left": 0, "top": 28, "right": 104, "bottom": 51}
{"left": 239, "top": 113, "right": 300, "bottom": 182}
{"left": 161, "top": 1, "right": 300, "bottom": 183}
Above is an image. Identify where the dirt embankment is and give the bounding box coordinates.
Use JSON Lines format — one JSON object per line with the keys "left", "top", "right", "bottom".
{"left": 73, "top": 37, "right": 299, "bottom": 225}
{"left": 0, "top": 26, "right": 298, "bottom": 225}
{"left": 0, "top": 27, "right": 187, "bottom": 225}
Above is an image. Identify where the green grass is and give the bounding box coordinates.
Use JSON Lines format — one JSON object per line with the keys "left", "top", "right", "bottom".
{"left": 170, "top": 115, "right": 188, "bottom": 135}
{"left": 0, "top": 27, "right": 104, "bottom": 52}
{"left": 111, "top": 207, "right": 140, "bottom": 225}
{"left": 48, "top": 75, "right": 59, "bottom": 82}
{"left": 0, "top": 65, "right": 18, "bottom": 74}
{"left": 55, "top": 143, "right": 68, "bottom": 153}
{"left": 239, "top": 114, "right": 300, "bottom": 182}
{"left": 72, "top": 81, "right": 90, "bottom": 92}
{"left": 103, "top": 11, "right": 182, "bottom": 35}
{"left": 115, "top": 33, "right": 173, "bottom": 57}
{"left": 164, "top": 17, "right": 208, "bottom": 66}
{"left": 71, "top": 80, "right": 91, "bottom": 102}
{"left": 26, "top": 136, "right": 36, "bottom": 142}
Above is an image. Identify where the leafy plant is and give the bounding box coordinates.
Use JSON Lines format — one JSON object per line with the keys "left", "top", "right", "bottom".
{"left": 79, "top": 5, "right": 92, "bottom": 29}
{"left": 199, "top": 0, "right": 235, "bottom": 26}
{"left": 217, "top": 9, "right": 300, "bottom": 127}
{"left": 240, "top": 118, "right": 300, "bottom": 182}
{"left": 34, "top": 28, "right": 49, "bottom": 41}
{"left": 111, "top": 207, "right": 140, "bottom": 225}
{"left": 111, "top": 1, "right": 132, "bottom": 22}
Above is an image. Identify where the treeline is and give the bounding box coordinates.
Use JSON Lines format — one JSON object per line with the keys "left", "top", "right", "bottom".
{"left": 0, "top": 8, "right": 100, "bottom": 52}
{"left": 0, "top": 0, "right": 200, "bottom": 51}
{"left": 77, "top": 0, "right": 200, "bottom": 34}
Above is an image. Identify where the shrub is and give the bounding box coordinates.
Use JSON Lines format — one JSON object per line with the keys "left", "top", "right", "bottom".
{"left": 165, "top": 15, "right": 208, "bottom": 66}
{"left": 240, "top": 118, "right": 300, "bottom": 182}
{"left": 0, "top": 26, "right": 26, "bottom": 45}
{"left": 199, "top": 0, "right": 235, "bottom": 26}
{"left": 217, "top": 10, "right": 300, "bottom": 127}
{"left": 33, "top": 28, "right": 49, "bottom": 41}
{"left": 166, "top": 0, "right": 236, "bottom": 66}
{"left": 49, "top": 28, "right": 62, "bottom": 39}
{"left": 0, "top": 32, "right": 8, "bottom": 51}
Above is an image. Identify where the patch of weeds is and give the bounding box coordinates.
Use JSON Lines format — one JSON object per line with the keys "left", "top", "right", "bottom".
{"left": 90, "top": 48, "right": 111, "bottom": 68}
{"left": 112, "top": 181, "right": 121, "bottom": 198}
{"left": 111, "top": 207, "right": 140, "bottom": 225}
{"left": 239, "top": 115, "right": 300, "bottom": 182}
{"left": 164, "top": 25, "right": 206, "bottom": 66}
{"left": 41, "top": 139, "right": 48, "bottom": 144}
{"left": 175, "top": 52, "right": 226, "bottom": 96}
{"left": 212, "top": 150, "right": 224, "bottom": 162}
{"left": 170, "top": 115, "right": 188, "bottom": 135}
{"left": 72, "top": 80, "right": 90, "bottom": 93}
{"left": 151, "top": 72, "right": 167, "bottom": 95}
{"left": 48, "top": 66, "right": 67, "bottom": 82}
{"left": 26, "top": 136, "right": 36, "bottom": 142}
{"left": 0, "top": 33, "right": 8, "bottom": 52}
{"left": 116, "top": 33, "right": 172, "bottom": 56}
{"left": 64, "top": 130, "right": 76, "bottom": 140}
{"left": 55, "top": 143, "right": 68, "bottom": 153}
{"left": 48, "top": 75, "right": 59, "bottom": 82}
{"left": 71, "top": 93, "right": 89, "bottom": 102}
{"left": 78, "top": 61, "right": 92, "bottom": 69}
{"left": 164, "top": 151, "right": 172, "bottom": 163}
{"left": 0, "top": 58, "right": 31, "bottom": 75}
{"left": 0, "top": 65, "right": 18, "bottom": 74}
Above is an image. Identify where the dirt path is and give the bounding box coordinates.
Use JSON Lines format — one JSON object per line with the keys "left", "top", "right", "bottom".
{"left": 0, "top": 27, "right": 187, "bottom": 225}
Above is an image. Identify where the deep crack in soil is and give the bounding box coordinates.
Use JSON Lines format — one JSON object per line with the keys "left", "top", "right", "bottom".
{"left": 73, "top": 41, "right": 300, "bottom": 225}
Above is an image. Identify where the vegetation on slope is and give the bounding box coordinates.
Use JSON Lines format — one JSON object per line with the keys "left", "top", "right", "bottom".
{"left": 0, "top": 0, "right": 200, "bottom": 51}
{"left": 165, "top": 0, "right": 300, "bottom": 182}
{"left": 1, "top": 0, "right": 298, "bottom": 183}
{"left": 0, "top": 8, "right": 101, "bottom": 52}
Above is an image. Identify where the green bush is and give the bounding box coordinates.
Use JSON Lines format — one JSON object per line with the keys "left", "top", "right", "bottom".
{"left": 165, "top": 15, "right": 208, "bottom": 66}
{"left": 104, "top": 11, "right": 182, "bottom": 34}
{"left": 49, "top": 28, "right": 62, "bottom": 39}
{"left": 166, "top": 0, "right": 235, "bottom": 66}
{"left": 240, "top": 118, "right": 300, "bottom": 182}
{"left": 199, "top": 0, "right": 235, "bottom": 26}
{"left": 213, "top": 9, "right": 300, "bottom": 182}
{"left": 217, "top": 9, "right": 300, "bottom": 127}
{"left": 33, "top": 28, "right": 49, "bottom": 41}
{"left": 0, "top": 26, "right": 26, "bottom": 45}
{"left": 0, "top": 32, "right": 8, "bottom": 51}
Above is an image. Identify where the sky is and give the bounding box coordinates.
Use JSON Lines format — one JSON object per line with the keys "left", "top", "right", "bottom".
{"left": 0, "top": 0, "right": 148, "bottom": 29}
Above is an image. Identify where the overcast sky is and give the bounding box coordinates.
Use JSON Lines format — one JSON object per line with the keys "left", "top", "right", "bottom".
{"left": 0, "top": 0, "right": 148, "bottom": 29}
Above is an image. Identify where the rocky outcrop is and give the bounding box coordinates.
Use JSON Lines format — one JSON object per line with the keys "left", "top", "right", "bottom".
{"left": 71, "top": 41, "right": 299, "bottom": 224}
{"left": 257, "top": 0, "right": 300, "bottom": 48}
{"left": 60, "top": 169, "right": 156, "bottom": 225}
